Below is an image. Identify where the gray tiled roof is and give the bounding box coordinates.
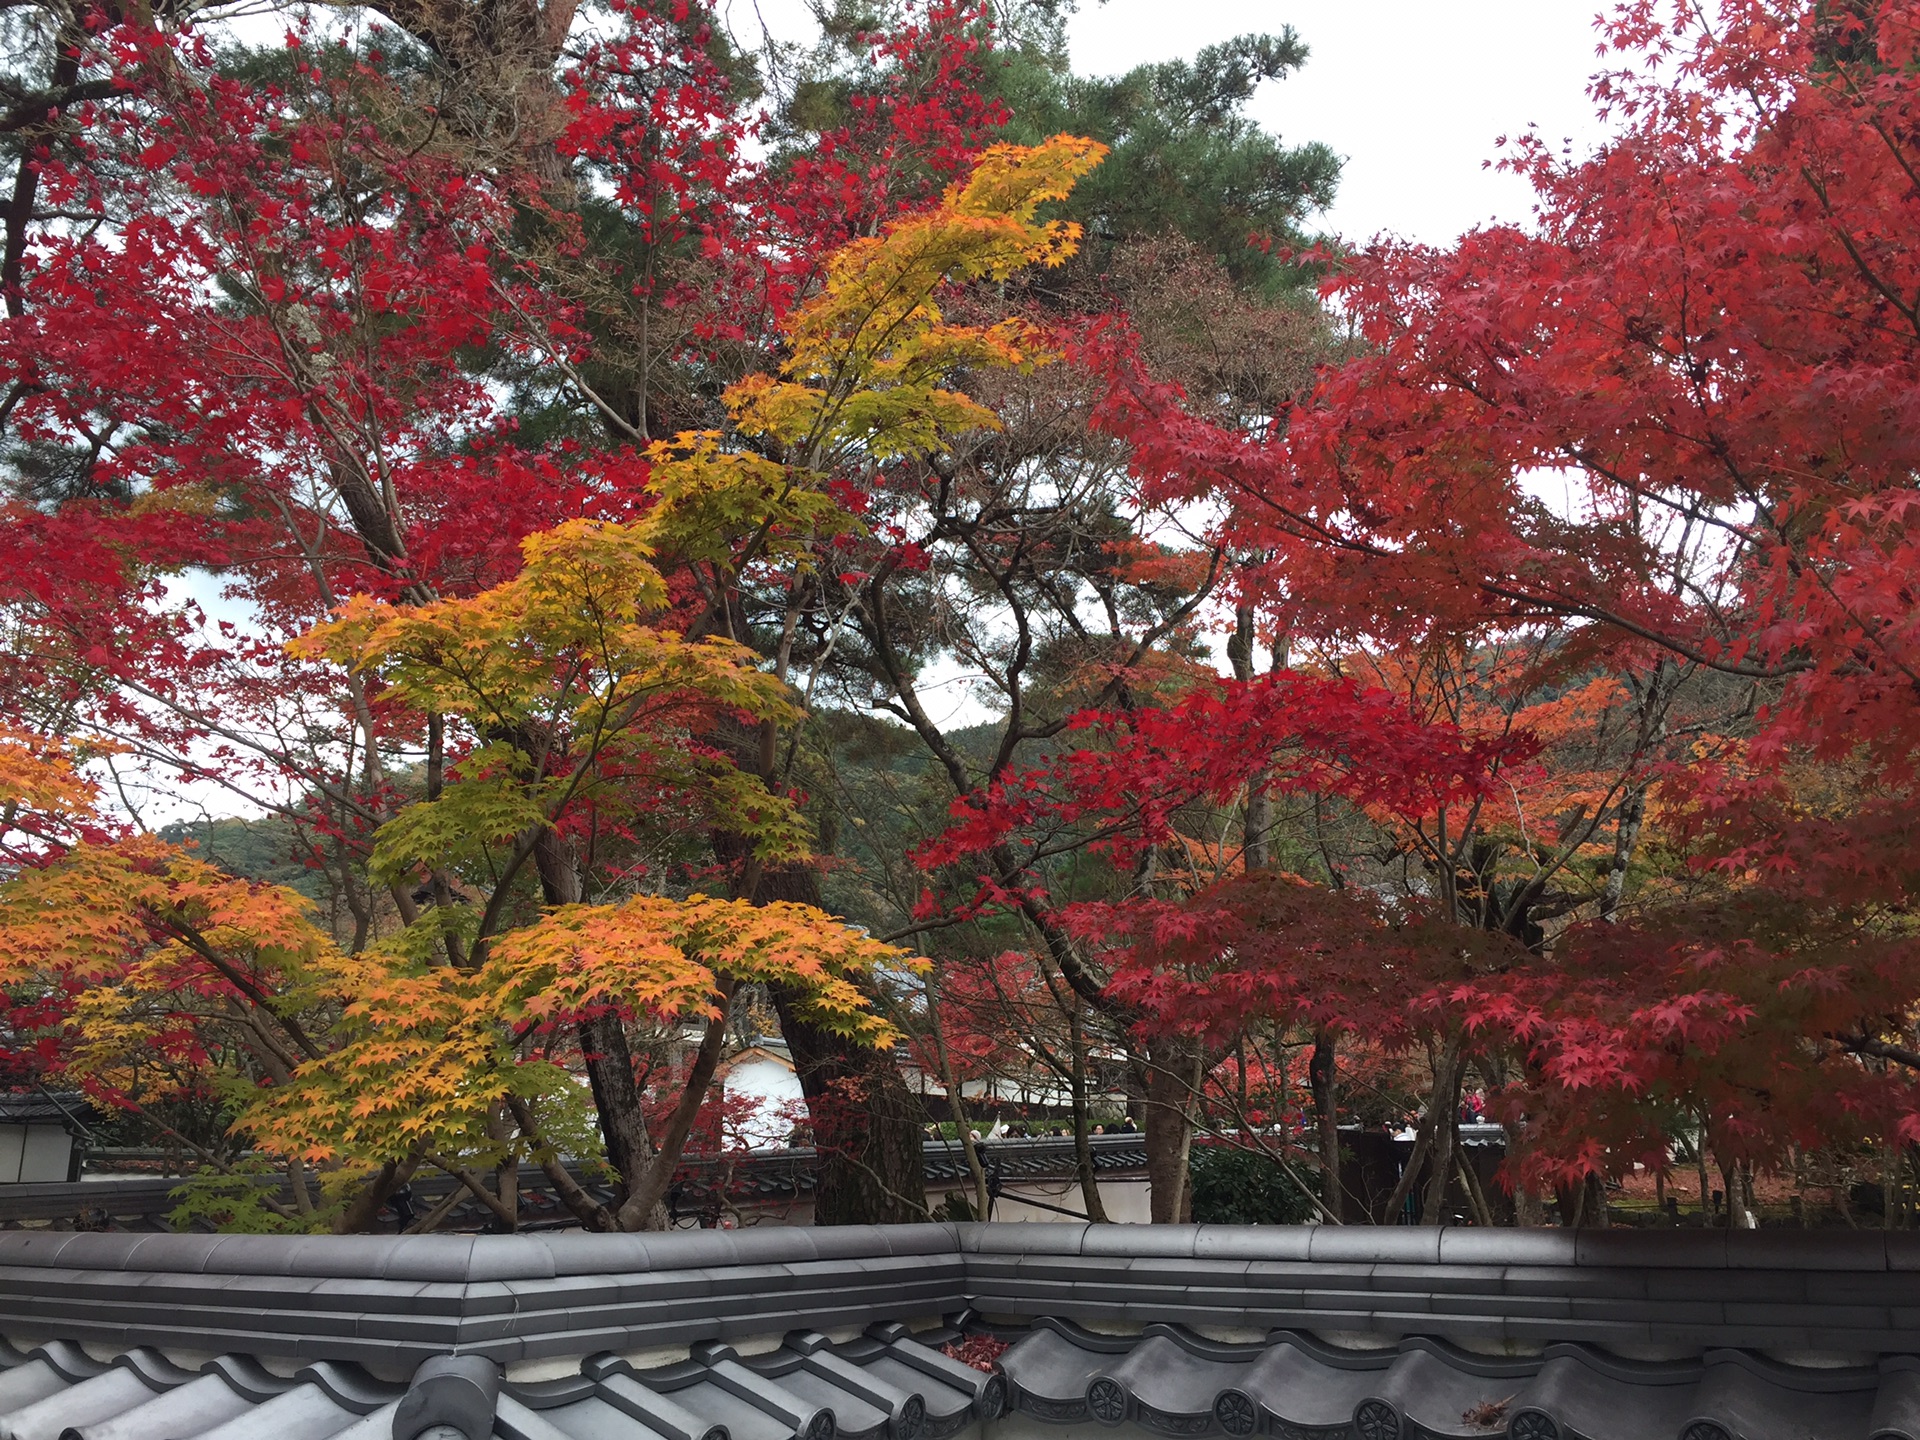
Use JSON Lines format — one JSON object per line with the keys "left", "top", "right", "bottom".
{"left": 3, "top": 1225, "right": 1919, "bottom": 1439}
{"left": 0, "top": 1325, "right": 1000, "bottom": 1440}
{"left": 4, "top": 1316, "right": 1917, "bottom": 1440}
{"left": 994, "top": 1318, "right": 1920, "bottom": 1440}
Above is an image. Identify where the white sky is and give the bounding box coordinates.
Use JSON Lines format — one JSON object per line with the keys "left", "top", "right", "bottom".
{"left": 726, "top": 0, "right": 1621, "bottom": 246}
{"left": 1068, "top": 0, "right": 1617, "bottom": 246}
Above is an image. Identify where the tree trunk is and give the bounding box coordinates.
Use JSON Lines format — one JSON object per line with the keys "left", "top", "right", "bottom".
{"left": 1422, "top": 1047, "right": 1463, "bottom": 1226}
{"left": 577, "top": 1010, "right": 666, "bottom": 1228}
{"left": 1309, "top": 1029, "right": 1342, "bottom": 1222}
{"left": 924, "top": 976, "right": 989, "bottom": 1220}
{"left": 741, "top": 854, "right": 926, "bottom": 1223}
{"left": 1068, "top": 1000, "right": 1110, "bottom": 1222}
{"left": 1143, "top": 1038, "right": 1196, "bottom": 1223}
{"left": 777, "top": 990, "right": 928, "bottom": 1223}
{"left": 334, "top": 1152, "right": 420, "bottom": 1234}
{"left": 533, "top": 827, "right": 668, "bottom": 1230}
{"left": 1228, "top": 602, "right": 1276, "bottom": 871}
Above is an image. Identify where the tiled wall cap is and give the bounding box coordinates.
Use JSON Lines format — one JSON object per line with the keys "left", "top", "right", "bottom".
{"left": 1573, "top": 1229, "right": 1731, "bottom": 1269}
{"left": 1723, "top": 1229, "right": 1892, "bottom": 1272}
{"left": 952, "top": 1224, "right": 1088, "bottom": 1257}
{"left": 1307, "top": 1229, "right": 1442, "bottom": 1265}
{"left": 1080, "top": 1226, "right": 1200, "bottom": 1260}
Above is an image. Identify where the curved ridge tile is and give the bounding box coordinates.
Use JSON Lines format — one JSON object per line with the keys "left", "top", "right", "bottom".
{"left": 1683, "top": 1353, "right": 1876, "bottom": 1440}
{"left": 1100, "top": 1334, "right": 1233, "bottom": 1434}
{"left": 688, "top": 1343, "right": 841, "bottom": 1440}
{"left": 647, "top": 1382, "right": 794, "bottom": 1440}
{"left": 783, "top": 1333, "right": 925, "bottom": 1440}
{"left": 1503, "top": 1351, "right": 1701, "bottom": 1440}
{"left": 863, "top": 1326, "right": 998, "bottom": 1422}
{"left": 759, "top": 1365, "right": 889, "bottom": 1440}
{"left": 1365, "top": 1347, "right": 1531, "bottom": 1440}
{"left": 189, "top": 1382, "right": 359, "bottom": 1440}
{"left": 493, "top": 1394, "right": 585, "bottom": 1440}
{"left": 0, "top": 1364, "right": 65, "bottom": 1416}
{"left": 294, "top": 1361, "right": 404, "bottom": 1416}
{"left": 999, "top": 1327, "right": 1110, "bottom": 1423}
{"left": 0, "top": 1367, "right": 150, "bottom": 1440}
{"left": 306, "top": 1399, "right": 401, "bottom": 1440}
{"left": 1028, "top": 1319, "right": 1144, "bottom": 1357}
{"left": 27, "top": 1344, "right": 105, "bottom": 1385}
{"left": 1226, "top": 1336, "right": 1389, "bottom": 1435}
{"left": 526, "top": 1394, "right": 673, "bottom": 1440}
{"left": 199, "top": 1354, "right": 293, "bottom": 1404}
{"left": 583, "top": 1362, "right": 726, "bottom": 1440}
{"left": 61, "top": 1371, "right": 255, "bottom": 1440}
{"left": 1139, "top": 1326, "right": 1265, "bottom": 1363}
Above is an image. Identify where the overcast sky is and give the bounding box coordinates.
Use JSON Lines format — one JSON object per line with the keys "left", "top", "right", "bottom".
{"left": 1066, "top": 1, "right": 1617, "bottom": 246}
{"left": 720, "top": 0, "right": 1624, "bottom": 241}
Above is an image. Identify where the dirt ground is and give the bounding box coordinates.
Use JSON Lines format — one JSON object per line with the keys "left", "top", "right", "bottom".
{"left": 1603, "top": 1163, "right": 1865, "bottom": 1226}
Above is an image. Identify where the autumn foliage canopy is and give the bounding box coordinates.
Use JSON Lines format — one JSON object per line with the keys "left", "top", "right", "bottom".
{"left": 4, "top": 0, "right": 1920, "bottom": 1230}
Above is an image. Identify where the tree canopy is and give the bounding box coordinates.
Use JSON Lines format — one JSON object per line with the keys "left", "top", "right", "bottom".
{"left": 6, "top": 0, "right": 1920, "bottom": 1234}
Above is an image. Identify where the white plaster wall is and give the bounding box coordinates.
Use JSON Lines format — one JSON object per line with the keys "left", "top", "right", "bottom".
{"left": 928, "top": 1177, "right": 1152, "bottom": 1224}
{"left": 723, "top": 1056, "right": 807, "bottom": 1149}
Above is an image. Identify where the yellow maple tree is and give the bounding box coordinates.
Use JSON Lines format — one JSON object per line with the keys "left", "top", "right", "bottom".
{"left": 0, "top": 135, "right": 1109, "bottom": 1232}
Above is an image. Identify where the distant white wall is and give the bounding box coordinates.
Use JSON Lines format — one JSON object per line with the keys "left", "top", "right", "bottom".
{"left": 722, "top": 1056, "right": 807, "bottom": 1149}
{"left": 929, "top": 1178, "right": 1151, "bottom": 1225}
{"left": 0, "top": 1124, "right": 74, "bottom": 1184}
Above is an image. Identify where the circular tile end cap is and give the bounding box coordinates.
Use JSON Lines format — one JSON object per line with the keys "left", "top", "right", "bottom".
{"left": 978, "top": 1373, "right": 1008, "bottom": 1422}
{"left": 1352, "top": 1397, "right": 1402, "bottom": 1440}
{"left": 1508, "top": 1408, "right": 1561, "bottom": 1440}
{"left": 1213, "top": 1388, "right": 1258, "bottom": 1436}
{"left": 1086, "top": 1377, "right": 1128, "bottom": 1426}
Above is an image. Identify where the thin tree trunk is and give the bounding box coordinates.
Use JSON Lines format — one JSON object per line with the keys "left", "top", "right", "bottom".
{"left": 1309, "top": 1029, "right": 1342, "bottom": 1223}
{"left": 925, "top": 975, "right": 989, "bottom": 1220}
{"left": 533, "top": 827, "right": 666, "bottom": 1230}
{"left": 621, "top": 988, "right": 737, "bottom": 1229}
{"left": 1380, "top": 1107, "right": 1438, "bottom": 1226}
{"left": 1585, "top": 1173, "right": 1611, "bottom": 1229}
{"left": 577, "top": 1009, "right": 663, "bottom": 1226}
{"left": 1068, "top": 1000, "right": 1111, "bottom": 1222}
{"left": 1458, "top": 1151, "right": 1495, "bottom": 1227}
{"left": 1423, "top": 1048, "right": 1464, "bottom": 1226}
{"left": 1229, "top": 603, "right": 1274, "bottom": 871}
{"left": 1696, "top": 1116, "right": 1713, "bottom": 1224}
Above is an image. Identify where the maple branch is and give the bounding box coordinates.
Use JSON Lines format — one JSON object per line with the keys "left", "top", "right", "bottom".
{"left": 110, "top": 1096, "right": 302, "bottom": 1224}
{"left": 1156, "top": 1061, "right": 1342, "bottom": 1224}
{"left": 1833, "top": 1030, "right": 1920, "bottom": 1073}
{"left": 158, "top": 912, "right": 328, "bottom": 1063}
{"left": 506, "top": 1095, "right": 615, "bottom": 1231}
{"left": 425, "top": 1152, "right": 520, "bottom": 1229}
{"left": 402, "top": 1179, "right": 473, "bottom": 1235}
{"left": 619, "top": 981, "right": 737, "bottom": 1230}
